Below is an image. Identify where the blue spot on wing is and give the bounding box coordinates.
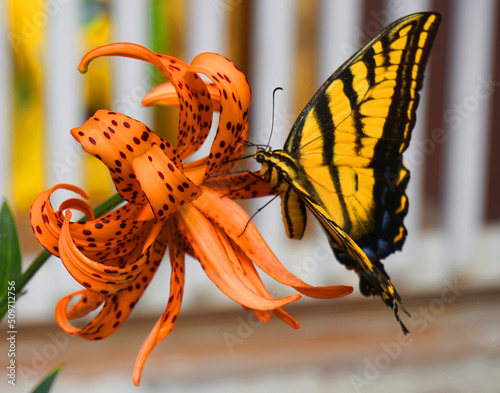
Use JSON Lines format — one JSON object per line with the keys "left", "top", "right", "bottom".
{"left": 356, "top": 162, "right": 409, "bottom": 261}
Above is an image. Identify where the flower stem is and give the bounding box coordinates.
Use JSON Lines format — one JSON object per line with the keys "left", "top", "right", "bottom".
{"left": 0, "top": 193, "right": 124, "bottom": 318}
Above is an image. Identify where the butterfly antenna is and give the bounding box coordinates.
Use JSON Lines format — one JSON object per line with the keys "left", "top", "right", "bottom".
{"left": 238, "top": 136, "right": 269, "bottom": 154}
{"left": 227, "top": 153, "right": 255, "bottom": 163}
{"left": 265, "top": 87, "right": 283, "bottom": 150}
{"left": 241, "top": 139, "right": 257, "bottom": 147}
{"left": 214, "top": 139, "right": 260, "bottom": 168}
{"left": 241, "top": 85, "right": 281, "bottom": 151}
{"left": 239, "top": 193, "right": 280, "bottom": 237}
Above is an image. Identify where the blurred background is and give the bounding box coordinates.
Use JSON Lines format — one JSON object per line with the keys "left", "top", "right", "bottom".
{"left": 1, "top": 0, "right": 499, "bottom": 392}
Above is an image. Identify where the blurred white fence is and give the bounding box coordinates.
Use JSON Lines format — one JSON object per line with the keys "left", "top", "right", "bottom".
{"left": 1, "top": 0, "right": 499, "bottom": 323}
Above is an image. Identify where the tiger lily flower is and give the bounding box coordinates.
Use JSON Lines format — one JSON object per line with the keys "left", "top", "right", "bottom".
{"left": 30, "top": 43, "right": 352, "bottom": 385}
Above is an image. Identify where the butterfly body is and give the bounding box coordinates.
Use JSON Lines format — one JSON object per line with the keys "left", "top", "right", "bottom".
{"left": 254, "top": 12, "right": 441, "bottom": 332}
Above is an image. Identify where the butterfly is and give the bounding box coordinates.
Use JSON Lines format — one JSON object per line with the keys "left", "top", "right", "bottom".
{"left": 254, "top": 12, "right": 441, "bottom": 333}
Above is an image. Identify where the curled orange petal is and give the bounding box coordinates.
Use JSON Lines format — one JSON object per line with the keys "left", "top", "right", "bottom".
{"left": 59, "top": 210, "right": 146, "bottom": 294}
{"left": 132, "top": 145, "right": 201, "bottom": 221}
{"left": 188, "top": 53, "right": 251, "bottom": 176}
{"left": 30, "top": 183, "right": 156, "bottom": 262}
{"left": 79, "top": 43, "right": 214, "bottom": 161}
{"left": 175, "top": 71, "right": 214, "bottom": 159}
{"left": 66, "top": 290, "right": 107, "bottom": 320}
{"left": 55, "top": 290, "right": 103, "bottom": 335}
{"left": 67, "top": 204, "right": 155, "bottom": 263}
{"left": 30, "top": 184, "right": 90, "bottom": 256}
{"left": 78, "top": 42, "right": 185, "bottom": 76}
{"left": 55, "top": 226, "right": 169, "bottom": 340}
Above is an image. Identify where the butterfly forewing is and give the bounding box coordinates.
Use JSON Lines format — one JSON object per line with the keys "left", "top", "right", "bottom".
{"left": 284, "top": 12, "right": 440, "bottom": 255}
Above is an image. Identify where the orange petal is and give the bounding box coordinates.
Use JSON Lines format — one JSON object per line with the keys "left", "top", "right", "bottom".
{"left": 55, "top": 290, "right": 104, "bottom": 335}
{"left": 59, "top": 210, "right": 152, "bottom": 294}
{"left": 142, "top": 82, "right": 178, "bottom": 107}
{"left": 133, "top": 222, "right": 185, "bottom": 386}
{"left": 30, "top": 183, "right": 160, "bottom": 263}
{"left": 30, "top": 184, "right": 90, "bottom": 257}
{"left": 132, "top": 145, "right": 201, "bottom": 221}
{"left": 216, "top": 223, "right": 300, "bottom": 317}
{"left": 251, "top": 309, "right": 272, "bottom": 323}
{"left": 193, "top": 187, "right": 353, "bottom": 299}
{"left": 175, "top": 71, "right": 214, "bottom": 159}
{"left": 183, "top": 157, "right": 208, "bottom": 185}
{"left": 59, "top": 198, "right": 95, "bottom": 219}
{"left": 202, "top": 170, "right": 276, "bottom": 199}
{"left": 71, "top": 110, "right": 180, "bottom": 203}
{"left": 78, "top": 42, "right": 187, "bottom": 76}
{"left": 67, "top": 203, "right": 155, "bottom": 263}
{"left": 143, "top": 81, "right": 221, "bottom": 112}
{"left": 55, "top": 226, "right": 169, "bottom": 340}
{"left": 79, "top": 43, "right": 213, "bottom": 161}
{"left": 177, "top": 205, "right": 301, "bottom": 310}
{"left": 233, "top": 242, "right": 300, "bottom": 329}
{"left": 66, "top": 290, "right": 107, "bottom": 319}
{"left": 271, "top": 308, "right": 301, "bottom": 328}
{"left": 188, "top": 53, "right": 251, "bottom": 176}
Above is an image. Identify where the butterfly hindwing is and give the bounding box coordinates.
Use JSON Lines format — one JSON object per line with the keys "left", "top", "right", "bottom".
{"left": 292, "top": 185, "right": 409, "bottom": 333}
{"left": 280, "top": 186, "right": 308, "bottom": 239}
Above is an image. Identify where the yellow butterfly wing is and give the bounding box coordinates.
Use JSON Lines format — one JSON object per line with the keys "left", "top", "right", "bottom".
{"left": 284, "top": 12, "right": 440, "bottom": 248}
{"left": 256, "top": 12, "right": 441, "bottom": 331}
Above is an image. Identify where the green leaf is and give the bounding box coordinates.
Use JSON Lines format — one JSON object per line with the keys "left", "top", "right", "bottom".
{"left": 0, "top": 201, "right": 22, "bottom": 297}
{"left": 31, "top": 365, "right": 63, "bottom": 393}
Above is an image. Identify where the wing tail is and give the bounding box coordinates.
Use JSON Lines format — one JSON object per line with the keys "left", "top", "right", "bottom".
{"left": 297, "top": 188, "right": 409, "bottom": 333}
